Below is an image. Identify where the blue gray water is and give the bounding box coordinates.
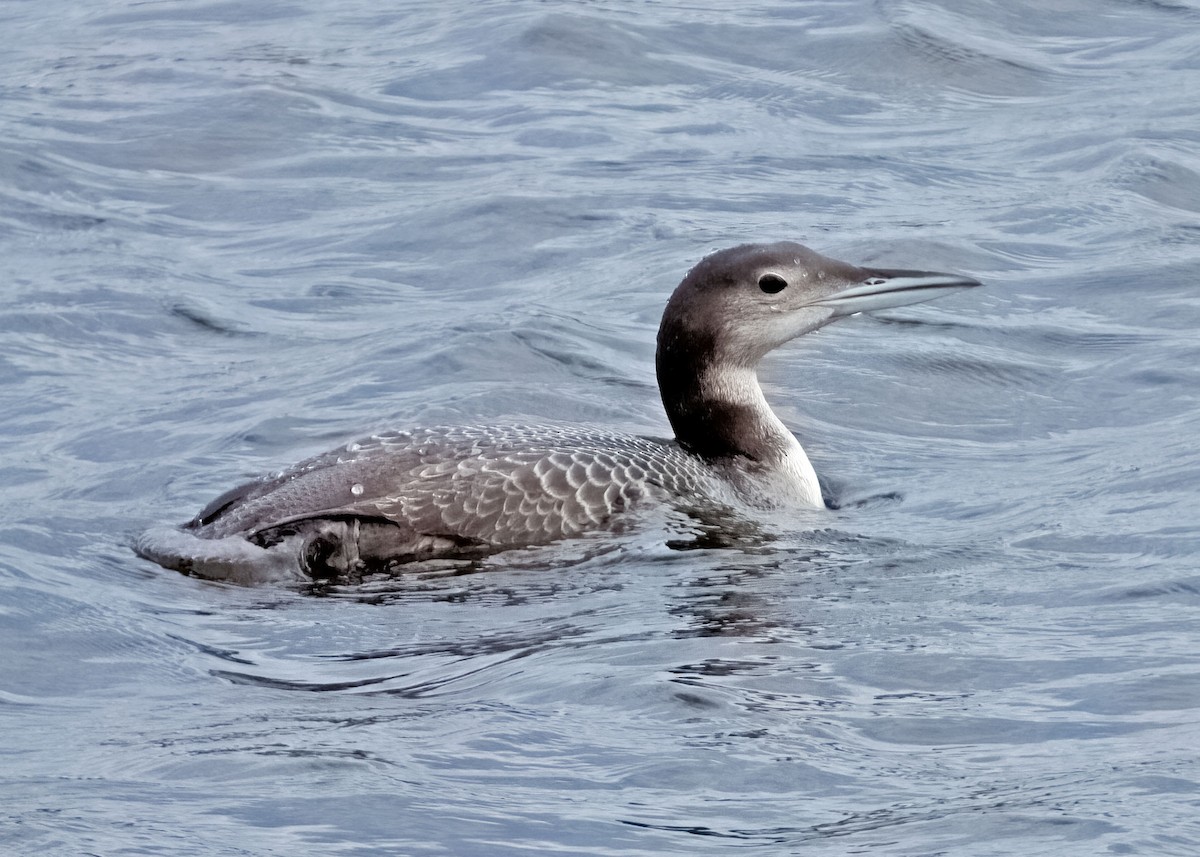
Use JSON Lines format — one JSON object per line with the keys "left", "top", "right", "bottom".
{"left": 3, "top": 0, "right": 1199, "bottom": 854}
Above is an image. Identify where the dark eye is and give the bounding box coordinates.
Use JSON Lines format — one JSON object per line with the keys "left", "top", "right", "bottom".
{"left": 758, "top": 273, "right": 788, "bottom": 294}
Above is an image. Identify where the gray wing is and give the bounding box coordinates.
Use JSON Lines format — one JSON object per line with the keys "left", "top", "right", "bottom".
{"left": 189, "top": 424, "right": 721, "bottom": 548}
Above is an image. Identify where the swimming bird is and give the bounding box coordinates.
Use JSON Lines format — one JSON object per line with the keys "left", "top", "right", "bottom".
{"left": 135, "top": 242, "right": 979, "bottom": 582}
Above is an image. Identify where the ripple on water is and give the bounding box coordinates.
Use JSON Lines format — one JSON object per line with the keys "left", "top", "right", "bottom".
{"left": 3, "top": 0, "right": 1200, "bottom": 854}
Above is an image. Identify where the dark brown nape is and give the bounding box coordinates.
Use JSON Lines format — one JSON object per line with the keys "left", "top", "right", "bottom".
{"left": 656, "top": 322, "right": 783, "bottom": 465}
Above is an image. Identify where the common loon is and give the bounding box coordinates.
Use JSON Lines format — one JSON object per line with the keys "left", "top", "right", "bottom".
{"left": 135, "top": 242, "right": 979, "bottom": 582}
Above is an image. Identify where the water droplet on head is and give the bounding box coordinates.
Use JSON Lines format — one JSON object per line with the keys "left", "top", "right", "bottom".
{"left": 350, "top": 483, "right": 364, "bottom": 496}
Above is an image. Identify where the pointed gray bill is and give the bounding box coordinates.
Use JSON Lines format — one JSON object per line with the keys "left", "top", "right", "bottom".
{"left": 817, "top": 268, "right": 982, "bottom": 317}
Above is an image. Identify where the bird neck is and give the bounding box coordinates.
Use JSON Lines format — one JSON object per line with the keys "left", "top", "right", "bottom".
{"left": 655, "top": 324, "right": 794, "bottom": 449}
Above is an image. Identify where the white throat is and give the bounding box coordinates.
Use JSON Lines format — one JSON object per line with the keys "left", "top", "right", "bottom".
{"left": 703, "top": 366, "right": 823, "bottom": 509}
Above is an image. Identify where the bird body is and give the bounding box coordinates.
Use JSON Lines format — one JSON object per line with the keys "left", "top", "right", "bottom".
{"left": 136, "top": 242, "right": 979, "bottom": 581}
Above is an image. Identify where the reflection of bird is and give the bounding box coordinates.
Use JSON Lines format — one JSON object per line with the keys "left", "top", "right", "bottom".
{"left": 136, "top": 242, "right": 979, "bottom": 580}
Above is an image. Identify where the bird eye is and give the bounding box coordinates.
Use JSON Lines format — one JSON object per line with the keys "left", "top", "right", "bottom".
{"left": 758, "top": 273, "right": 788, "bottom": 294}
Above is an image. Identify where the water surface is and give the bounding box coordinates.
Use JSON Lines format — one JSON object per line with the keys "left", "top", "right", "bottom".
{"left": 3, "top": 1, "right": 1200, "bottom": 854}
